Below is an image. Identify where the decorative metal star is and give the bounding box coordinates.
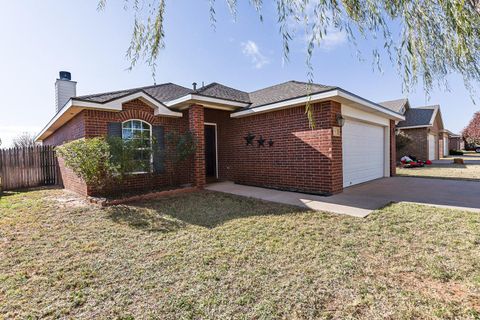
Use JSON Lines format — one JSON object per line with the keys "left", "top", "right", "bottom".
{"left": 257, "top": 136, "right": 266, "bottom": 147}
{"left": 268, "top": 139, "right": 274, "bottom": 147}
{"left": 244, "top": 133, "right": 255, "bottom": 146}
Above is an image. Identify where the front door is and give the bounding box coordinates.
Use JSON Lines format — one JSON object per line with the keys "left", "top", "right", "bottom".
{"left": 204, "top": 124, "right": 217, "bottom": 178}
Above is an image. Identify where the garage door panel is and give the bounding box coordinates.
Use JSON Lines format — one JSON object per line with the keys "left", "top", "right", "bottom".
{"left": 342, "top": 119, "right": 385, "bottom": 187}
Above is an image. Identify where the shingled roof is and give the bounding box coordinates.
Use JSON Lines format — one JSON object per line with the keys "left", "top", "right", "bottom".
{"left": 397, "top": 105, "right": 439, "bottom": 128}
{"left": 378, "top": 98, "right": 409, "bottom": 114}
{"left": 75, "top": 83, "right": 193, "bottom": 104}
{"left": 74, "top": 80, "right": 337, "bottom": 109}
{"left": 249, "top": 81, "right": 336, "bottom": 108}
{"left": 195, "top": 82, "right": 250, "bottom": 103}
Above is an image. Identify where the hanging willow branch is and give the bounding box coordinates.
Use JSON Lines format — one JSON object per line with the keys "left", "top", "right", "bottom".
{"left": 98, "top": 0, "right": 480, "bottom": 123}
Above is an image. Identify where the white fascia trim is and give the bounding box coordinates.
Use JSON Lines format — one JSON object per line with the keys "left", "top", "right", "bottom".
{"left": 97, "top": 91, "right": 183, "bottom": 117}
{"left": 35, "top": 99, "right": 77, "bottom": 141}
{"left": 336, "top": 90, "right": 405, "bottom": 120}
{"left": 164, "top": 94, "right": 249, "bottom": 108}
{"left": 429, "top": 106, "right": 439, "bottom": 126}
{"left": 397, "top": 125, "right": 431, "bottom": 130}
{"left": 231, "top": 89, "right": 405, "bottom": 120}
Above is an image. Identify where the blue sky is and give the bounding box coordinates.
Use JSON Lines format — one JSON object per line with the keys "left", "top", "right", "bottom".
{"left": 0, "top": 0, "right": 478, "bottom": 147}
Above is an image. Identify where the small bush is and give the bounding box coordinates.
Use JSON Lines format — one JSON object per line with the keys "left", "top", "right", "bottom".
{"left": 449, "top": 149, "right": 464, "bottom": 155}
{"left": 57, "top": 138, "right": 120, "bottom": 190}
{"left": 56, "top": 132, "right": 197, "bottom": 193}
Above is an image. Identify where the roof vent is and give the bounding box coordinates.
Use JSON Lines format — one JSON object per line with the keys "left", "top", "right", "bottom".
{"left": 59, "top": 71, "right": 72, "bottom": 81}
{"left": 192, "top": 82, "right": 197, "bottom": 91}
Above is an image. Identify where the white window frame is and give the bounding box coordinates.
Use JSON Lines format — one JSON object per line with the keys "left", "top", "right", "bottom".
{"left": 122, "top": 119, "right": 153, "bottom": 174}
{"left": 204, "top": 122, "right": 218, "bottom": 179}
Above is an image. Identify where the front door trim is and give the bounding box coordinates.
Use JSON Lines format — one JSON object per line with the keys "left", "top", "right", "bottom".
{"left": 204, "top": 122, "right": 218, "bottom": 179}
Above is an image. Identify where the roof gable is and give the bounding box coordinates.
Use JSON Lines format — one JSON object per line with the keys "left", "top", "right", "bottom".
{"left": 378, "top": 98, "right": 410, "bottom": 114}
{"left": 397, "top": 105, "right": 439, "bottom": 128}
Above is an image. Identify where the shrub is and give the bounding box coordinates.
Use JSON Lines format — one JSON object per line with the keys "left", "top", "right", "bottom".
{"left": 56, "top": 131, "right": 197, "bottom": 192}
{"left": 57, "top": 138, "right": 120, "bottom": 190}
{"left": 106, "top": 136, "right": 156, "bottom": 176}
{"left": 164, "top": 131, "right": 196, "bottom": 185}
{"left": 165, "top": 131, "right": 196, "bottom": 163}
{"left": 449, "top": 149, "right": 464, "bottom": 155}
{"left": 396, "top": 131, "right": 412, "bottom": 151}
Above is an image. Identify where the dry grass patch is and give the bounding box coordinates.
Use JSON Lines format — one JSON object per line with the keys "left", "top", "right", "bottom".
{"left": 1, "top": 189, "right": 480, "bottom": 319}
{"left": 397, "top": 164, "right": 480, "bottom": 181}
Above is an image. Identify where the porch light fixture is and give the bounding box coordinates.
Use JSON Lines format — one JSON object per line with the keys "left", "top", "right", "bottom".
{"left": 336, "top": 114, "right": 345, "bottom": 127}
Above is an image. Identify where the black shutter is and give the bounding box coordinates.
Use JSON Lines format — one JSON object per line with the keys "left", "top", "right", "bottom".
{"left": 152, "top": 126, "right": 165, "bottom": 173}
{"left": 107, "top": 122, "right": 122, "bottom": 138}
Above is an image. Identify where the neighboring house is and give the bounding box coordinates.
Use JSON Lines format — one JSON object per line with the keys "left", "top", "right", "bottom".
{"left": 36, "top": 72, "right": 404, "bottom": 197}
{"left": 380, "top": 99, "right": 448, "bottom": 160}
{"left": 444, "top": 130, "right": 465, "bottom": 151}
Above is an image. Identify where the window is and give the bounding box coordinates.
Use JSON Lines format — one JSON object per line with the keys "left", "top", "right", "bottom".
{"left": 122, "top": 120, "right": 152, "bottom": 173}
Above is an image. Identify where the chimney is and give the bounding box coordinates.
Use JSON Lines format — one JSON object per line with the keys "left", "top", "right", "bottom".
{"left": 192, "top": 82, "right": 197, "bottom": 91}
{"left": 55, "top": 71, "right": 76, "bottom": 113}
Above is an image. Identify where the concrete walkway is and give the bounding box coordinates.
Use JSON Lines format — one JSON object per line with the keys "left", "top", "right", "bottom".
{"left": 206, "top": 178, "right": 480, "bottom": 217}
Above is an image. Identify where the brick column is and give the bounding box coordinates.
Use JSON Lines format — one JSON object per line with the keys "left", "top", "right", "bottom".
{"left": 189, "top": 104, "right": 206, "bottom": 188}
{"left": 390, "top": 120, "right": 396, "bottom": 176}
{"left": 329, "top": 101, "right": 343, "bottom": 194}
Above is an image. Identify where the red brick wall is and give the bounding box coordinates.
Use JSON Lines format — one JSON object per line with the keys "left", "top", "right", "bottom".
{"left": 44, "top": 99, "right": 193, "bottom": 196}
{"left": 397, "top": 127, "right": 429, "bottom": 161}
{"left": 45, "top": 97, "right": 393, "bottom": 197}
{"left": 449, "top": 137, "right": 464, "bottom": 151}
{"left": 43, "top": 112, "right": 88, "bottom": 195}
{"left": 84, "top": 100, "right": 192, "bottom": 196}
{"left": 205, "top": 101, "right": 342, "bottom": 195}
{"left": 189, "top": 105, "right": 206, "bottom": 188}
{"left": 57, "top": 157, "right": 88, "bottom": 196}
{"left": 43, "top": 112, "right": 85, "bottom": 146}
{"left": 390, "top": 120, "right": 396, "bottom": 176}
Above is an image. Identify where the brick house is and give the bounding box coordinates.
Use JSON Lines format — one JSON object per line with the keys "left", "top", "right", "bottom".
{"left": 444, "top": 130, "right": 465, "bottom": 151}
{"left": 36, "top": 72, "right": 404, "bottom": 197}
{"left": 379, "top": 98, "right": 452, "bottom": 160}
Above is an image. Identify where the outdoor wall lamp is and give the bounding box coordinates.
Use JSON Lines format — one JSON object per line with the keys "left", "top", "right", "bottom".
{"left": 336, "top": 114, "right": 345, "bottom": 127}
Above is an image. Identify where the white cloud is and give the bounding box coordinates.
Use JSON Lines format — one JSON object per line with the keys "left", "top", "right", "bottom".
{"left": 306, "top": 28, "right": 347, "bottom": 51}
{"left": 0, "top": 125, "right": 40, "bottom": 148}
{"left": 287, "top": 2, "right": 347, "bottom": 51}
{"left": 241, "top": 40, "right": 270, "bottom": 69}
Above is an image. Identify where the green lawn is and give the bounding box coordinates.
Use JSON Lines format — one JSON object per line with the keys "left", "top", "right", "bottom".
{"left": 1, "top": 189, "right": 480, "bottom": 319}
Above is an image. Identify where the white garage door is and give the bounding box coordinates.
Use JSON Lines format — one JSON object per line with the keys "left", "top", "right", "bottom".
{"left": 444, "top": 137, "right": 449, "bottom": 156}
{"left": 428, "top": 134, "right": 436, "bottom": 160}
{"left": 342, "top": 119, "right": 385, "bottom": 187}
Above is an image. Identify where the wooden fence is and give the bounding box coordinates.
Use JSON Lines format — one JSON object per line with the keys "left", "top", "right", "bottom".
{"left": 0, "top": 146, "right": 60, "bottom": 191}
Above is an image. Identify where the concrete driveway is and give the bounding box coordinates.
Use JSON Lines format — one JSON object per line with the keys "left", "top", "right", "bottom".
{"left": 433, "top": 153, "right": 480, "bottom": 165}
{"left": 206, "top": 177, "right": 480, "bottom": 217}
